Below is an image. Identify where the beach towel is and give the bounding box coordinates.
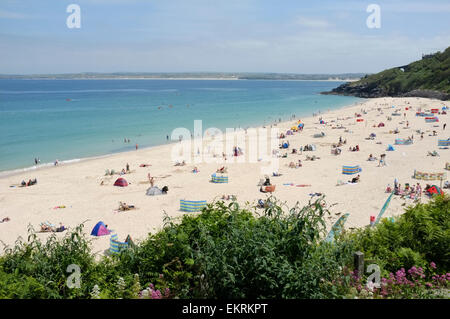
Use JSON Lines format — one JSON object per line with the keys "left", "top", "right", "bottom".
{"left": 342, "top": 165, "right": 362, "bottom": 175}
{"left": 180, "top": 200, "right": 207, "bottom": 212}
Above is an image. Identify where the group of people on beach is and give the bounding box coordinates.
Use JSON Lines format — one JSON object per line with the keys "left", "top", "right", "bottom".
{"left": 387, "top": 178, "right": 423, "bottom": 200}
{"left": 21, "top": 178, "right": 37, "bottom": 187}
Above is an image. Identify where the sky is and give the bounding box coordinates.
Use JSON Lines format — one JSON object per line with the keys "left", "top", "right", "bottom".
{"left": 0, "top": 0, "right": 449, "bottom": 74}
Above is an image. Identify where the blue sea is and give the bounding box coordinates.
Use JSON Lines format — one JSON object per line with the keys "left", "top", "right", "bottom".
{"left": 0, "top": 79, "right": 361, "bottom": 173}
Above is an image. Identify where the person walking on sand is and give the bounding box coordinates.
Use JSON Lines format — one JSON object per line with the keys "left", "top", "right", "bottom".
{"left": 135, "top": 144, "right": 138, "bottom": 150}
{"left": 444, "top": 123, "right": 447, "bottom": 130}
{"left": 126, "top": 163, "right": 130, "bottom": 172}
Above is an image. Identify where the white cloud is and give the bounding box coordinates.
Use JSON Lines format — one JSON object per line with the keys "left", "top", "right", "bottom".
{"left": 295, "top": 16, "right": 332, "bottom": 29}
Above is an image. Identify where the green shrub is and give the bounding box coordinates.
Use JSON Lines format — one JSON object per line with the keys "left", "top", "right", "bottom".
{"left": 345, "top": 195, "right": 449, "bottom": 273}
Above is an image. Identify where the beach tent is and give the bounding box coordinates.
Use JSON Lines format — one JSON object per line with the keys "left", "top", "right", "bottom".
{"left": 180, "top": 199, "right": 207, "bottom": 212}
{"left": 109, "top": 233, "right": 129, "bottom": 255}
{"left": 298, "top": 123, "right": 304, "bottom": 129}
{"left": 146, "top": 186, "right": 163, "bottom": 196}
{"left": 319, "top": 120, "right": 325, "bottom": 124}
{"left": 313, "top": 132, "right": 325, "bottom": 138}
{"left": 426, "top": 185, "right": 443, "bottom": 197}
{"left": 91, "top": 221, "right": 111, "bottom": 236}
{"left": 387, "top": 144, "right": 395, "bottom": 151}
{"left": 378, "top": 122, "right": 385, "bottom": 127}
{"left": 282, "top": 142, "right": 289, "bottom": 148}
{"left": 438, "top": 139, "right": 450, "bottom": 147}
{"left": 114, "top": 178, "right": 128, "bottom": 187}
{"left": 342, "top": 165, "right": 362, "bottom": 175}
{"left": 211, "top": 173, "right": 228, "bottom": 183}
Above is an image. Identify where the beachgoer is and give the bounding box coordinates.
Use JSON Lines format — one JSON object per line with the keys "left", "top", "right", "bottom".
{"left": 349, "top": 175, "right": 360, "bottom": 183}
{"left": 126, "top": 163, "right": 130, "bottom": 172}
{"left": 444, "top": 123, "right": 447, "bottom": 130}
{"left": 161, "top": 186, "right": 168, "bottom": 194}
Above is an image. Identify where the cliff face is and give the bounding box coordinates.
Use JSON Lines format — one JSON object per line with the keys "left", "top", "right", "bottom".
{"left": 322, "top": 46, "right": 450, "bottom": 101}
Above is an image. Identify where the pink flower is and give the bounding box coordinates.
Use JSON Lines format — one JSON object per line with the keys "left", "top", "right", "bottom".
{"left": 430, "top": 262, "right": 436, "bottom": 269}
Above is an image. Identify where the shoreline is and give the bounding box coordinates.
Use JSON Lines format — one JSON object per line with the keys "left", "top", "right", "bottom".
{"left": 0, "top": 99, "right": 365, "bottom": 178}
{"left": 0, "top": 77, "right": 358, "bottom": 82}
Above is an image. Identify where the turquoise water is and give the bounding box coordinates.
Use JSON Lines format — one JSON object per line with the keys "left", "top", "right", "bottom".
{"left": 0, "top": 79, "right": 361, "bottom": 173}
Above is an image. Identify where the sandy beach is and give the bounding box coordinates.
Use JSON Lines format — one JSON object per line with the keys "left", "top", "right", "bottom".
{"left": 1, "top": 97, "right": 448, "bottom": 256}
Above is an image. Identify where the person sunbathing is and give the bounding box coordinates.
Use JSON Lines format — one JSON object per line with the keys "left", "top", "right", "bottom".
{"left": 40, "top": 222, "right": 65, "bottom": 232}
{"left": 272, "top": 171, "right": 282, "bottom": 176}
{"left": 348, "top": 175, "right": 360, "bottom": 183}
{"left": 367, "top": 154, "right": 377, "bottom": 161}
{"left": 192, "top": 167, "right": 199, "bottom": 173}
{"left": 289, "top": 161, "right": 296, "bottom": 168}
{"left": 40, "top": 224, "right": 54, "bottom": 232}
{"left": 119, "top": 202, "right": 135, "bottom": 211}
{"left": 0, "top": 217, "right": 10, "bottom": 223}
{"left": 217, "top": 166, "right": 227, "bottom": 173}
{"left": 174, "top": 160, "right": 186, "bottom": 166}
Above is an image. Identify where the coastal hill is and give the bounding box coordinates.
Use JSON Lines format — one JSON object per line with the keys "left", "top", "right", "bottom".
{"left": 322, "top": 46, "right": 450, "bottom": 100}
{"left": 0, "top": 72, "right": 364, "bottom": 81}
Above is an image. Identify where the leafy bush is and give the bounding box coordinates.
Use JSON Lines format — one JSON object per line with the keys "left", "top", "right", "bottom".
{"left": 345, "top": 194, "right": 449, "bottom": 273}
{"left": 0, "top": 224, "right": 97, "bottom": 298}
{"left": 0, "top": 195, "right": 447, "bottom": 299}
